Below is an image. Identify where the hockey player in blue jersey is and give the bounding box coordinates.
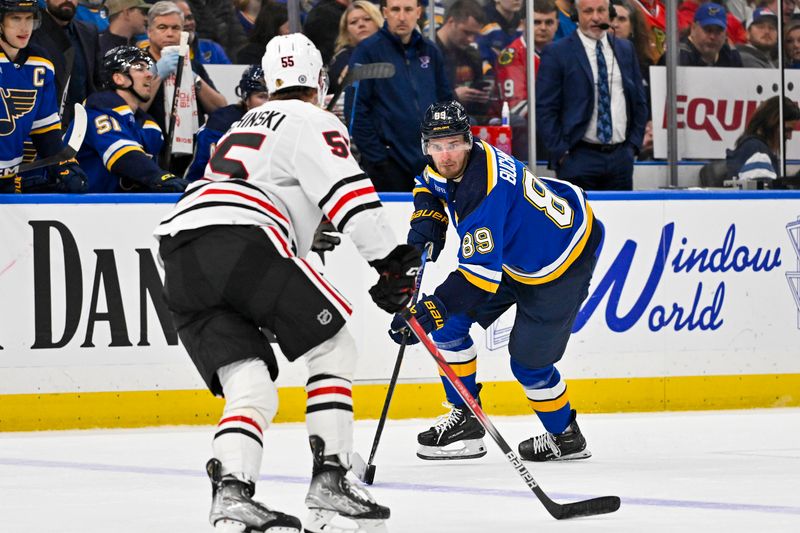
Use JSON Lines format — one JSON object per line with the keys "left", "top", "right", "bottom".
{"left": 77, "top": 45, "right": 189, "bottom": 193}
{"left": 0, "top": 0, "right": 87, "bottom": 193}
{"left": 184, "top": 64, "right": 268, "bottom": 182}
{"left": 390, "top": 101, "right": 604, "bottom": 462}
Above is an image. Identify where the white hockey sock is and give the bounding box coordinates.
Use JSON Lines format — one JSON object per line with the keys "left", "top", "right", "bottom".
{"left": 214, "top": 358, "right": 277, "bottom": 482}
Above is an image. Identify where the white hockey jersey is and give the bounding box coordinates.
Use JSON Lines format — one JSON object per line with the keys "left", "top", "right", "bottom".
{"left": 154, "top": 99, "right": 397, "bottom": 262}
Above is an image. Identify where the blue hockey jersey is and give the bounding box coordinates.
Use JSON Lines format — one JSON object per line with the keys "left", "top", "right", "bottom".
{"left": 184, "top": 103, "right": 244, "bottom": 181}
{"left": 78, "top": 91, "right": 165, "bottom": 192}
{"left": 412, "top": 141, "right": 596, "bottom": 314}
{"left": 0, "top": 46, "right": 62, "bottom": 179}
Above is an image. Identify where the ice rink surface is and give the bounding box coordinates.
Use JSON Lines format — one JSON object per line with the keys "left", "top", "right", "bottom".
{"left": 1, "top": 408, "right": 798, "bottom": 532}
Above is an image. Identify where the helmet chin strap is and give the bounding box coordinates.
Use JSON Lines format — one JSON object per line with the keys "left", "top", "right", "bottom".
{"left": 118, "top": 74, "right": 148, "bottom": 103}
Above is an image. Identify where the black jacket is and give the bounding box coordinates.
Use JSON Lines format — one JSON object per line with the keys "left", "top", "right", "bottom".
{"left": 30, "top": 11, "right": 101, "bottom": 125}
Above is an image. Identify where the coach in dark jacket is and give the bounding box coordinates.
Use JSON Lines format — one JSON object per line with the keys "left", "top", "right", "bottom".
{"left": 346, "top": 0, "right": 453, "bottom": 192}
{"left": 31, "top": 0, "right": 101, "bottom": 126}
{"left": 536, "top": 0, "right": 647, "bottom": 190}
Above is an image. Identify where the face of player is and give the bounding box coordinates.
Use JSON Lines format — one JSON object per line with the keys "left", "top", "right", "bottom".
{"left": 610, "top": 5, "right": 632, "bottom": 40}
{"left": 347, "top": 7, "right": 379, "bottom": 44}
{"left": 1, "top": 12, "right": 35, "bottom": 49}
{"left": 448, "top": 16, "right": 482, "bottom": 49}
{"left": 117, "top": 61, "right": 154, "bottom": 99}
{"left": 427, "top": 134, "right": 471, "bottom": 179}
{"left": 383, "top": 0, "right": 421, "bottom": 44}
{"left": 46, "top": 0, "right": 77, "bottom": 23}
{"left": 577, "top": 0, "right": 611, "bottom": 40}
{"left": 245, "top": 91, "right": 269, "bottom": 110}
{"left": 533, "top": 10, "right": 558, "bottom": 49}
{"left": 148, "top": 13, "right": 182, "bottom": 52}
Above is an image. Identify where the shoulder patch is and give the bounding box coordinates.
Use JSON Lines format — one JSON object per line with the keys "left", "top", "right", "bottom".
{"left": 498, "top": 47, "right": 515, "bottom": 66}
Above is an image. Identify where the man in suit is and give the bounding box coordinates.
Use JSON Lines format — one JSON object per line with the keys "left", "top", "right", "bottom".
{"left": 31, "top": 0, "right": 102, "bottom": 125}
{"left": 536, "top": 0, "right": 647, "bottom": 190}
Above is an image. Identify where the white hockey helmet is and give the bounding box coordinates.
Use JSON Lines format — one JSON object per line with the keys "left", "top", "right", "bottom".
{"left": 262, "top": 33, "right": 328, "bottom": 106}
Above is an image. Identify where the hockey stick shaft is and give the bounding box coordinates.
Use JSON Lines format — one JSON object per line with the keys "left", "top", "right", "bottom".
{"left": 365, "top": 244, "right": 432, "bottom": 465}
{"left": 16, "top": 103, "right": 87, "bottom": 173}
{"left": 402, "top": 313, "right": 621, "bottom": 520}
{"left": 325, "top": 62, "right": 396, "bottom": 112}
{"left": 163, "top": 32, "right": 189, "bottom": 170}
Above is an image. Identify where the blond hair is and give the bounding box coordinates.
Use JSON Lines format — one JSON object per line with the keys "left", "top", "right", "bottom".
{"left": 334, "top": 0, "right": 384, "bottom": 53}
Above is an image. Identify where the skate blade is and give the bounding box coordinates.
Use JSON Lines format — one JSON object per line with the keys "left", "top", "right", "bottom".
{"left": 416, "top": 439, "right": 487, "bottom": 461}
{"left": 214, "top": 518, "right": 300, "bottom": 533}
{"left": 558, "top": 448, "right": 592, "bottom": 461}
{"left": 304, "top": 509, "right": 388, "bottom": 533}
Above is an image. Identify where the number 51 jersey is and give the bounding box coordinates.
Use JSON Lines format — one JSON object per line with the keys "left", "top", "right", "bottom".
{"left": 155, "top": 99, "right": 397, "bottom": 263}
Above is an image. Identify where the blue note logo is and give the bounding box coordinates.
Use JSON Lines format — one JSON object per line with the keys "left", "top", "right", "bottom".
{"left": 0, "top": 88, "right": 37, "bottom": 136}
{"left": 786, "top": 217, "right": 800, "bottom": 329}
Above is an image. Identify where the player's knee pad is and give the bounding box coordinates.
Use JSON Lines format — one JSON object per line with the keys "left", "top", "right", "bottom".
{"left": 510, "top": 359, "right": 557, "bottom": 390}
{"left": 217, "top": 358, "right": 278, "bottom": 427}
{"left": 432, "top": 313, "right": 474, "bottom": 347}
{"left": 303, "top": 326, "right": 358, "bottom": 381}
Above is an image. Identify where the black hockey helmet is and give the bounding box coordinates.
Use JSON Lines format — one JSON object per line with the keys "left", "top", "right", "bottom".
{"left": 0, "top": 0, "right": 41, "bottom": 29}
{"left": 421, "top": 101, "right": 473, "bottom": 149}
{"left": 101, "top": 45, "right": 154, "bottom": 88}
{"left": 235, "top": 65, "right": 268, "bottom": 100}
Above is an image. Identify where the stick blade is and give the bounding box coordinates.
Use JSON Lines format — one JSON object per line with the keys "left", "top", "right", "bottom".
{"left": 66, "top": 103, "right": 88, "bottom": 153}
{"left": 351, "top": 62, "right": 396, "bottom": 81}
{"left": 351, "top": 452, "right": 369, "bottom": 482}
{"left": 548, "top": 495, "right": 621, "bottom": 520}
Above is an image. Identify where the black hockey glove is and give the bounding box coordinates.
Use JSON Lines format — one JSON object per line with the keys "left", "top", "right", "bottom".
{"left": 312, "top": 220, "right": 341, "bottom": 253}
{"left": 120, "top": 173, "right": 189, "bottom": 193}
{"left": 368, "top": 244, "right": 421, "bottom": 313}
{"left": 407, "top": 207, "right": 448, "bottom": 262}
{"left": 47, "top": 159, "right": 88, "bottom": 193}
{"left": 389, "top": 294, "right": 447, "bottom": 345}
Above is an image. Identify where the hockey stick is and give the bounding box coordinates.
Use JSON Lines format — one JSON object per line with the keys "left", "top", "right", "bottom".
{"left": 162, "top": 31, "right": 190, "bottom": 170}
{"left": 402, "top": 312, "right": 621, "bottom": 520}
{"left": 325, "top": 62, "right": 396, "bottom": 112}
{"left": 352, "top": 242, "right": 433, "bottom": 484}
{"left": 16, "top": 103, "right": 87, "bottom": 173}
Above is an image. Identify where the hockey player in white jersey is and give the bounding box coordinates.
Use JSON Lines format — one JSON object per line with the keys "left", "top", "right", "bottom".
{"left": 154, "top": 33, "right": 420, "bottom": 532}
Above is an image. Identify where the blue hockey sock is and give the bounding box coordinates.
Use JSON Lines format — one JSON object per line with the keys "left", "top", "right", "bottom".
{"left": 511, "top": 360, "right": 572, "bottom": 434}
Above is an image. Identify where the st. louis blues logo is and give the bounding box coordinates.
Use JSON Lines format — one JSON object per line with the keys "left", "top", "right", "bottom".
{"left": 420, "top": 56, "right": 431, "bottom": 69}
{"left": 0, "top": 88, "right": 37, "bottom": 136}
{"left": 786, "top": 217, "right": 800, "bottom": 329}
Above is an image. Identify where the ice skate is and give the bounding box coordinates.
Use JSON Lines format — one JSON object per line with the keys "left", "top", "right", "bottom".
{"left": 517, "top": 410, "right": 592, "bottom": 462}
{"left": 207, "top": 458, "right": 302, "bottom": 532}
{"left": 416, "top": 385, "right": 487, "bottom": 460}
{"left": 304, "top": 436, "right": 390, "bottom": 533}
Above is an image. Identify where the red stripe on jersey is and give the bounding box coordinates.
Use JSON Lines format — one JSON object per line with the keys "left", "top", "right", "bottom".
{"left": 299, "top": 258, "right": 353, "bottom": 315}
{"left": 326, "top": 185, "right": 376, "bottom": 221}
{"left": 218, "top": 415, "right": 263, "bottom": 435}
{"left": 266, "top": 226, "right": 293, "bottom": 257}
{"left": 307, "top": 386, "right": 352, "bottom": 398}
{"left": 199, "top": 188, "right": 289, "bottom": 224}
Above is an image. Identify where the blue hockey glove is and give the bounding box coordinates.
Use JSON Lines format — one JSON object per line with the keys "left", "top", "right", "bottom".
{"left": 48, "top": 159, "right": 88, "bottom": 193}
{"left": 388, "top": 294, "right": 447, "bottom": 345}
{"left": 154, "top": 50, "right": 180, "bottom": 78}
{"left": 407, "top": 207, "right": 448, "bottom": 262}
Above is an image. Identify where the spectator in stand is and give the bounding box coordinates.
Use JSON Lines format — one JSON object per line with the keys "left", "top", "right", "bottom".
{"left": 141, "top": 0, "right": 226, "bottom": 171}
{"left": 610, "top": 0, "right": 659, "bottom": 86}
{"left": 767, "top": 0, "right": 798, "bottom": 26}
{"left": 737, "top": 6, "right": 778, "bottom": 68}
{"left": 31, "top": 0, "right": 102, "bottom": 125}
{"left": 99, "top": 0, "right": 148, "bottom": 57}
{"left": 554, "top": 0, "right": 576, "bottom": 40}
{"left": 184, "top": 65, "right": 268, "bottom": 181}
{"left": 436, "top": 0, "right": 489, "bottom": 120}
{"left": 347, "top": 0, "right": 452, "bottom": 191}
{"left": 664, "top": 2, "right": 743, "bottom": 67}
{"left": 175, "top": 0, "right": 230, "bottom": 64}
{"left": 236, "top": 0, "right": 288, "bottom": 64}
{"left": 477, "top": 0, "right": 523, "bottom": 68}
{"left": 78, "top": 46, "right": 188, "bottom": 192}
{"left": 304, "top": 0, "right": 349, "bottom": 65}
{"left": 726, "top": 96, "right": 800, "bottom": 182}
{"left": 537, "top": 0, "right": 648, "bottom": 190}
{"left": 185, "top": 0, "right": 246, "bottom": 60}
{"left": 75, "top": 0, "right": 108, "bottom": 31}
{"left": 234, "top": 0, "right": 260, "bottom": 35}
{"left": 631, "top": 0, "right": 665, "bottom": 55}
{"left": 328, "top": 0, "right": 382, "bottom": 97}
{"left": 785, "top": 20, "right": 800, "bottom": 68}
{"left": 678, "top": 0, "right": 747, "bottom": 45}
